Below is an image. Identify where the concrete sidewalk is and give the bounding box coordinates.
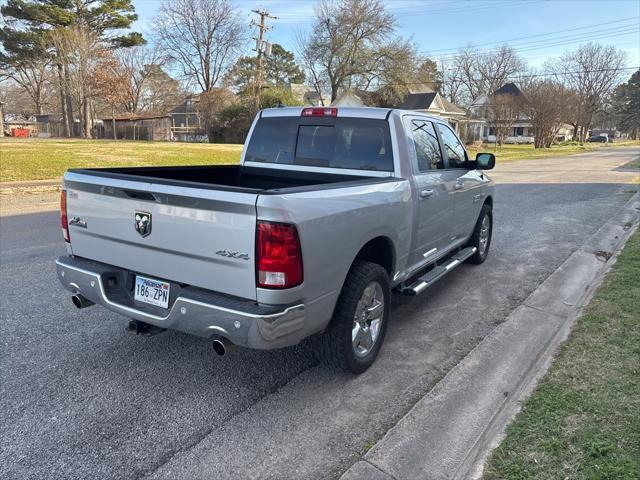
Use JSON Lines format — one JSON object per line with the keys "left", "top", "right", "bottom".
{"left": 0, "top": 178, "right": 60, "bottom": 190}
{"left": 0, "top": 180, "right": 61, "bottom": 216}
{"left": 340, "top": 192, "right": 640, "bottom": 480}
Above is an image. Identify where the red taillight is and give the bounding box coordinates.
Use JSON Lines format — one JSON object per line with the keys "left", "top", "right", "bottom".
{"left": 256, "top": 221, "right": 303, "bottom": 289}
{"left": 301, "top": 107, "right": 337, "bottom": 117}
{"left": 60, "top": 189, "right": 70, "bottom": 242}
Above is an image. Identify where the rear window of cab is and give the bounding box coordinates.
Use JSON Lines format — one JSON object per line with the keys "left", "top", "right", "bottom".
{"left": 245, "top": 116, "right": 394, "bottom": 171}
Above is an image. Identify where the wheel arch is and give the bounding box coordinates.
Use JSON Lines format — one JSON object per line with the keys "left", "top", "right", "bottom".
{"left": 352, "top": 236, "right": 396, "bottom": 278}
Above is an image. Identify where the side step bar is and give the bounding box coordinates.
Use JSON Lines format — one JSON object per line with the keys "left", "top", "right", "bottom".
{"left": 399, "top": 247, "right": 477, "bottom": 296}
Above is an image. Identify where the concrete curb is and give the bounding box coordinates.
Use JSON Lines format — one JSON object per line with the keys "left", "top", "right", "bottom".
{"left": 340, "top": 191, "right": 640, "bottom": 480}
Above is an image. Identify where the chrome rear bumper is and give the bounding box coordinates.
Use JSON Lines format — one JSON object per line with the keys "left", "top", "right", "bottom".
{"left": 55, "top": 256, "right": 306, "bottom": 349}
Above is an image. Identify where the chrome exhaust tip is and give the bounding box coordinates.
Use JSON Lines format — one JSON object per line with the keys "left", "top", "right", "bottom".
{"left": 72, "top": 294, "right": 94, "bottom": 309}
{"left": 212, "top": 337, "right": 236, "bottom": 356}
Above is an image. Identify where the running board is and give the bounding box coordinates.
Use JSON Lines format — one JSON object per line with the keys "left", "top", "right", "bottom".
{"left": 399, "top": 247, "right": 477, "bottom": 296}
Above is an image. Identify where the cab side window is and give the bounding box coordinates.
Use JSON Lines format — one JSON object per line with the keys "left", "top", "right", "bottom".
{"left": 436, "top": 124, "right": 467, "bottom": 168}
{"left": 409, "top": 119, "right": 444, "bottom": 171}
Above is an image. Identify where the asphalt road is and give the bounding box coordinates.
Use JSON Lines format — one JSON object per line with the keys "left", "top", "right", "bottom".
{"left": 1, "top": 148, "right": 638, "bottom": 480}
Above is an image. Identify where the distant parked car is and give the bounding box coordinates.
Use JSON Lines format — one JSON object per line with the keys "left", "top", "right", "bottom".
{"left": 587, "top": 135, "right": 608, "bottom": 143}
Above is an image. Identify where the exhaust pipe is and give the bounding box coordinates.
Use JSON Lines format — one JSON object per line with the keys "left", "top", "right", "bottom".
{"left": 212, "top": 337, "right": 236, "bottom": 356}
{"left": 72, "top": 294, "right": 94, "bottom": 309}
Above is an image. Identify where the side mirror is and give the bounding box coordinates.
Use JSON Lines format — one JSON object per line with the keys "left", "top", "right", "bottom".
{"left": 475, "top": 152, "right": 495, "bottom": 170}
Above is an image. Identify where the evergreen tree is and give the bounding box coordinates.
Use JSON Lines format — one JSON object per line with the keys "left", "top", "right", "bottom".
{"left": 226, "top": 44, "right": 305, "bottom": 94}
{"left": 612, "top": 70, "right": 640, "bottom": 139}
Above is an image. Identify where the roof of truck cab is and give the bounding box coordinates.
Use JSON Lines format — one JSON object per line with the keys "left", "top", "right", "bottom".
{"left": 260, "top": 106, "right": 447, "bottom": 124}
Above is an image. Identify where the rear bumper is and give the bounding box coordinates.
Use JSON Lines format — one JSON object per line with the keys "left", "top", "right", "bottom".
{"left": 55, "top": 255, "right": 306, "bottom": 349}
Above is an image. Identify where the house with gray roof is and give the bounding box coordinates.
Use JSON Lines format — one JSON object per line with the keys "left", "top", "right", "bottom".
{"left": 392, "top": 89, "right": 467, "bottom": 132}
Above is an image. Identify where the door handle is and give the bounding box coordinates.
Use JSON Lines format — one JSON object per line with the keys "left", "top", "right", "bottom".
{"left": 68, "top": 216, "right": 87, "bottom": 228}
{"left": 420, "top": 189, "right": 434, "bottom": 199}
{"left": 454, "top": 181, "right": 464, "bottom": 190}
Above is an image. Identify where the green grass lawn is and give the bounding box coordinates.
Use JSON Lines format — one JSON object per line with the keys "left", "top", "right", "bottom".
{"left": 1, "top": 137, "right": 638, "bottom": 183}
{"left": 0, "top": 138, "right": 243, "bottom": 182}
{"left": 484, "top": 230, "right": 640, "bottom": 480}
{"left": 467, "top": 141, "right": 639, "bottom": 163}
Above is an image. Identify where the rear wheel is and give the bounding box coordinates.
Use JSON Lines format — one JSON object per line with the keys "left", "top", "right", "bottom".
{"left": 318, "top": 261, "right": 390, "bottom": 374}
{"left": 467, "top": 204, "right": 493, "bottom": 264}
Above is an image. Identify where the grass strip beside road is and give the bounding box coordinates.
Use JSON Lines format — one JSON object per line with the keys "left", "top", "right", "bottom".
{"left": 467, "top": 141, "right": 639, "bottom": 162}
{"left": 0, "top": 138, "right": 243, "bottom": 182}
{"left": 484, "top": 231, "right": 640, "bottom": 479}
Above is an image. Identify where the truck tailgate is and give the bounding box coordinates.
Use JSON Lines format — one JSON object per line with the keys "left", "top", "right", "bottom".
{"left": 64, "top": 172, "right": 258, "bottom": 300}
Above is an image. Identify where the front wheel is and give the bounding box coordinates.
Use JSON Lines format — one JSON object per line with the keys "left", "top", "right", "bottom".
{"left": 467, "top": 204, "right": 493, "bottom": 264}
{"left": 317, "top": 261, "right": 390, "bottom": 374}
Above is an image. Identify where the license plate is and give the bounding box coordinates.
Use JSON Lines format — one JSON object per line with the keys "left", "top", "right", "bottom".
{"left": 134, "top": 275, "right": 170, "bottom": 309}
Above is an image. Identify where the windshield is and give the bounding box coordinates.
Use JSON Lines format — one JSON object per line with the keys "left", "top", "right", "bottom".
{"left": 245, "top": 116, "right": 394, "bottom": 171}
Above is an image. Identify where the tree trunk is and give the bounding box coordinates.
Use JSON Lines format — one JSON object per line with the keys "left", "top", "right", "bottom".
{"left": 330, "top": 79, "right": 339, "bottom": 103}
{"left": 82, "top": 99, "right": 91, "bottom": 138}
{"left": 112, "top": 106, "right": 116, "bottom": 140}
{"left": 57, "top": 64, "right": 71, "bottom": 137}
{"left": 64, "top": 66, "right": 75, "bottom": 136}
{"left": 0, "top": 103, "right": 4, "bottom": 137}
{"left": 570, "top": 123, "right": 578, "bottom": 141}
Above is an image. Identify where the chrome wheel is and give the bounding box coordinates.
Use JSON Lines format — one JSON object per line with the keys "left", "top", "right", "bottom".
{"left": 479, "top": 214, "right": 490, "bottom": 255}
{"left": 352, "top": 281, "right": 385, "bottom": 358}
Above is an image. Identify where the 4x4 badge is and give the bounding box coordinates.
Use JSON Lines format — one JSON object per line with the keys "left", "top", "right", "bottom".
{"left": 134, "top": 211, "right": 152, "bottom": 237}
{"left": 216, "top": 250, "right": 250, "bottom": 260}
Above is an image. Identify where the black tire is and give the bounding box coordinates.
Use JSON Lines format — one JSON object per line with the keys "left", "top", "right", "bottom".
{"left": 317, "top": 261, "right": 391, "bottom": 374}
{"left": 467, "top": 204, "right": 493, "bottom": 264}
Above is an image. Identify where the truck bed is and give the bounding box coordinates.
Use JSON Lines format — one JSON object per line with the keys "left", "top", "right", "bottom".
{"left": 62, "top": 164, "right": 404, "bottom": 300}
{"left": 69, "top": 164, "right": 393, "bottom": 194}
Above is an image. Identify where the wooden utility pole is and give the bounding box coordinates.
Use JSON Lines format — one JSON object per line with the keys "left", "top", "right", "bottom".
{"left": 251, "top": 9, "right": 277, "bottom": 111}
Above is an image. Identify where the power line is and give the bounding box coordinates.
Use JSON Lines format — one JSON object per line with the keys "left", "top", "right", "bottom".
{"left": 394, "top": 0, "right": 539, "bottom": 17}
{"left": 426, "top": 16, "right": 640, "bottom": 54}
{"left": 502, "top": 28, "right": 639, "bottom": 54}
{"left": 271, "top": 0, "right": 535, "bottom": 19}
{"left": 369, "top": 66, "right": 639, "bottom": 89}
{"left": 423, "top": 26, "right": 639, "bottom": 60}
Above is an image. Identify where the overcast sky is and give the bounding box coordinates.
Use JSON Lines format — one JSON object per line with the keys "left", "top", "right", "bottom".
{"left": 133, "top": 0, "right": 640, "bottom": 71}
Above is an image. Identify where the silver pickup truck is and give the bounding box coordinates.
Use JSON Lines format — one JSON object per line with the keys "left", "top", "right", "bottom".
{"left": 56, "top": 106, "right": 495, "bottom": 373}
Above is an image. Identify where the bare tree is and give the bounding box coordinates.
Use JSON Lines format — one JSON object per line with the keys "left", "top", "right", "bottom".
{"left": 156, "top": 0, "right": 247, "bottom": 92}
{"left": 523, "top": 80, "right": 569, "bottom": 148}
{"left": 453, "top": 45, "right": 525, "bottom": 104}
{"left": 49, "top": 26, "right": 101, "bottom": 138}
{"left": 298, "top": 0, "right": 397, "bottom": 102}
{"left": 195, "top": 87, "right": 237, "bottom": 142}
{"left": 439, "top": 57, "right": 464, "bottom": 105}
{"left": 91, "top": 51, "right": 131, "bottom": 138}
{"left": 551, "top": 43, "right": 626, "bottom": 141}
{"left": 487, "top": 92, "right": 523, "bottom": 148}
{"left": 117, "top": 45, "right": 169, "bottom": 112}
{"left": 0, "top": 58, "right": 51, "bottom": 115}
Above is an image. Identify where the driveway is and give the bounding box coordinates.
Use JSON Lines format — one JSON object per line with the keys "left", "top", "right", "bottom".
{"left": 0, "top": 147, "right": 638, "bottom": 480}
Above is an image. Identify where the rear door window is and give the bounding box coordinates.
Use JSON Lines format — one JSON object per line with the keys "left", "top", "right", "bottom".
{"left": 408, "top": 119, "right": 443, "bottom": 171}
{"left": 245, "top": 116, "right": 394, "bottom": 171}
{"left": 436, "top": 124, "right": 467, "bottom": 168}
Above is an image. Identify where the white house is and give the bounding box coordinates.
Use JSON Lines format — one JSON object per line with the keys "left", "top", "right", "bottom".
{"left": 468, "top": 83, "right": 574, "bottom": 144}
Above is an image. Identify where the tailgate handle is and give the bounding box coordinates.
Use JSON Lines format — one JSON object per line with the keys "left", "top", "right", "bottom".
{"left": 123, "top": 190, "right": 156, "bottom": 201}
